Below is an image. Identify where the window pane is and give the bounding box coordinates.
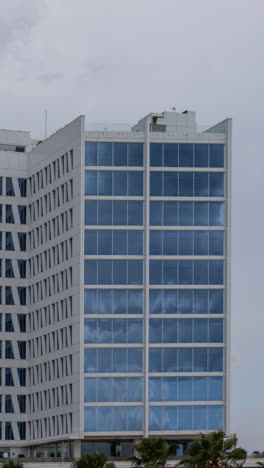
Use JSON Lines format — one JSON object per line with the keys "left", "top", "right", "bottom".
{"left": 113, "top": 260, "right": 127, "bottom": 284}
{"left": 113, "top": 289, "right": 127, "bottom": 314}
{"left": 128, "top": 201, "right": 143, "bottom": 225}
{"left": 209, "top": 290, "right": 223, "bottom": 314}
{"left": 85, "top": 142, "right": 97, "bottom": 166}
{"left": 194, "top": 202, "right": 208, "bottom": 226}
{"left": 164, "top": 289, "right": 177, "bottom": 314}
{"left": 98, "top": 201, "right": 112, "bottom": 225}
{"left": 178, "top": 318, "right": 192, "bottom": 343}
{"left": 209, "top": 144, "right": 224, "bottom": 168}
{"left": 194, "top": 318, "right": 208, "bottom": 342}
{"left": 209, "top": 231, "right": 224, "bottom": 255}
{"left": 179, "top": 172, "right": 193, "bottom": 196}
{"left": 209, "top": 202, "right": 224, "bottom": 226}
{"left": 209, "top": 173, "right": 224, "bottom": 197}
{"left": 179, "top": 231, "right": 193, "bottom": 255}
{"left": 179, "top": 202, "right": 193, "bottom": 226}
{"left": 164, "top": 201, "right": 178, "bottom": 226}
{"left": 163, "top": 260, "right": 178, "bottom": 285}
{"left": 113, "top": 230, "right": 126, "bottom": 255}
{"left": 128, "top": 290, "right": 143, "bottom": 314}
{"left": 98, "top": 143, "right": 112, "bottom": 166}
{"left": 209, "top": 260, "right": 224, "bottom": 285}
{"left": 178, "top": 406, "right": 192, "bottom": 430}
{"left": 193, "top": 291, "right": 208, "bottom": 316}
{"left": 150, "top": 143, "right": 163, "bottom": 166}
{"left": 209, "top": 319, "right": 223, "bottom": 343}
{"left": 164, "top": 144, "right": 178, "bottom": 167}
{"left": 113, "top": 201, "right": 126, "bottom": 225}
{"left": 164, "top": 231, "right": 178, "bottom": 255}
{"left": 179, "top": 144, "right": 193, "bottom": 167}
{"left": 178, "top": 377, "right": 192, "bottom": 401}
{"left": 149, "top": 289, "right": 162, "bottom": 314}
{"left": 178, "top": 260, "right": 193, "bottom": 285}
{"left": 99, "top": 290, "right": 112, "bottom": 314}
{"left": 85, "top": 200, "right": 97, "bottom": 225}
{"left": 128, "top": 172, "right": 143, "bottom": 196}
{"left": 98, "top": 171, "right": 112, "bottom": 195}
{"left": 194, "top": 172, "right": 209, "bottom": 196}
{"left": 194, "top": 231, "right": 209, "bottom": 255}
{"left": 85, "top": 260, "right": 97, "bottom": 284}
{"left": 85, "top": 172, "right": 97, "bottom": 195}
{"left": 163, "top": 377, "right": 177, "bottom": 401}
{"left": 113, "top": 143, "right": 127, "bottom": 166}
{"left": 194, "top": 144, "right": 209, "bottom": 167}
{"left": 128, "top": 143, "right": 143, "bottom": 166}
{"left": 113, "top": 171, "right": 127, "bottom": 195}
{"left": 150, "top": 201, "right": 162, "bottom": 225}
{"left": 149, "top": 319, "right": 162, "bottom": 343}
{"left": 164, "top": 172, "right": 178, "bottom": 196}
{"left": 98, "top": 260, "right": 112, "bottom": 284}
{"left": 128, "top": 260, "right": 143, "bottom": 285}
{"left": 149, "top": 348, "right": 162, "bottom": 372}
{"left": 193, "top": 406, "right": 207, "bottom": 430}
{"left": 128, "top": 230, "right": 143, "bottom": 255}
{"left": 150, "top": 172, "right": 162, "bottom": 196}
{"left": 85, "top": 231, "right": 97, "bottom": 254}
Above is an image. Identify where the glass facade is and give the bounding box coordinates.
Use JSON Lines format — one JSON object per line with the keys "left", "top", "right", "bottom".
{"left": 83, "top": 139, "right": 226, "bottom": 435}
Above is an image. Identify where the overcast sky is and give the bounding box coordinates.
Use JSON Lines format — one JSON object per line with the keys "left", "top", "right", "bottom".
{"left": 0, "top": 0, "right": 263, "bottom": 452}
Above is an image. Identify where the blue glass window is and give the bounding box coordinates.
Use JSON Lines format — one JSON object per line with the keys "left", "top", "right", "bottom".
{"left": 164, "top": 290, "right": 178, "bottom": 314}
{"left": 179, "top": 144, "right": 193, "bottom": 167}
{"left": 179, "top": 172, "right": 193, "bottom": 196}
{"left": 209, "top": 144, "right": 224, "bottom": 168}
{"left": 150, "top": 144, "right": 163, "bottom": 166}
{"left": 194, "top": 144, "right": 209, "bottom": 167}
{"left": 85, "top": 200, "right": 98, "bottom": 225}
{"left": 194, "top": 202, "right": 208, "bottom": 226}
{"left": 85, "top": 142, "right": 97, "bottom": 166}
{"left": 5, "top": 395, "right": 14, "bottom": 413}
{"left": 209, "top": 289, "right": 223, "bottom": 314}
{"left": 194, "top": 290, "right": 208, "bottom": 314}
{"left": 194, "top": 172, "right": 209, "bottom": 196}
{"left": 98, "top": 142, "right": 112, "bottom": 166}
{"left": 18, "top": 260, "right": 26, "bottom": 278}
{"left": 84, "top": 348, "right": 143, "bottom": 373}
{"left": 164, "top": 201, "right": 178, "bottom": 225}
{"left": 179, "top": 202, "right": 193, "bottom": 226}
{"left": 209, "top": 231, "right": 224, "bottom": 255}
{"left": 5, "top": 341, "right": 14, "bottom": 359}
{"left": 209, "top": 173, "right": 224, "bottom": 197}
{"left": 164, "top": 144, "right": 178, "bottom": 167}
{"left": 150, "top": 172, "right": 162, "bottom": 196}
{"left": 178, "top": 231, "right": 192, "bottom": 255}
{"left": 128, "top": 143, "right": 144, "bottom": 166}
{"left": 84, "top": 377, "right": 143, "bottom": 402}
{"left": 194, "top": 231, "right": 208, "bottom": 255}
{"left": 86, "top": 200, "right": 143, "bottom": 226}
{"left": 5, "top": 368, "right": 14, "bottom": 386}
{"left": 209, "top": 202, "right": 224, "bottom": 226}
{"left": 17, "top": 395, "right": 26, "bottom": 413}
{"left": 18, "top": 314, "right": 26, "bottom": 332}
{"left": 164, "top": 172, "right": 178, "bottom": 196}
{"left": 149, "top": 406, "right": 162, "bottom": 430}
{"left": 84, "top": 407, "right": 142, "bottom": 432}
{"left": 208, "top": 376, "right": 223, "bottom": 401}
{"left": 18, "top": 422, "right": 26, "bottom": 440}
{"left": 178, "top": 406, "right": 192, "bottom": 430}
{"left": 208, "top": 405, "right": 223, "bottom": 430}
{"left": 18, "top": 368, "right": 26, "bottom": 386}
{"left": 98, "top": 171, "right": 112, "bottom": 195}
{"left": 163, "top": 231, "right": 177, "bottom": 255}
{"left": 85, "top": 171, "right": 143, "bottom": 196}
{"left": 150, "top": 201, "right": 162, "bottom": 225}
{"left": 113, "top": 143, "right": 127, "bottom": 166}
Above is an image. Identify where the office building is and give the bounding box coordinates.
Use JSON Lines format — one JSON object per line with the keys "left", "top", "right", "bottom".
{"left": 0, "top": 111, "right": 231, "bottom": 458}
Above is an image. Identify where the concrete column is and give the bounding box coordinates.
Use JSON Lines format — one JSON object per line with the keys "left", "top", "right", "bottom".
{"left": 73, "top": 440, "right": 81, "bottom": 459}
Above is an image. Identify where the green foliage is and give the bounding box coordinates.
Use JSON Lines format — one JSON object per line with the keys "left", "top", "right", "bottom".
{"left": 179, "top": 431, "right": 247, "bottom": 468}
{"left": 0, "top": 460, "right": 24, "bottom": 468}
{"left": 131, "top": 437, "right": 179, "bottom": 468}
{"left": 72, "top": 453, "right": 116, "bottom": 468}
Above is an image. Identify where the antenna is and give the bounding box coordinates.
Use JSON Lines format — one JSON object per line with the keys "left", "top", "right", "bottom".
{"left": 45, "top": 109, "right": 48, "bottom": 139}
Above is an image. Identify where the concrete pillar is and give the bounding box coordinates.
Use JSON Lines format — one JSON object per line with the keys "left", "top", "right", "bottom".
{"left": 73, "top": 440, "right": 81, "bottom": 459}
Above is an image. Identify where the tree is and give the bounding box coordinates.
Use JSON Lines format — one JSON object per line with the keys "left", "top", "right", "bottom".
{"left": 0, "top": 461, "right": 24, "bottom": 468}
{"left": 72, "top": 453, "right": 115, "bottom": 468}
{"left": 179, "top": 431, "right": 247, "bottom": 468}
{"left": 131, "top": 437, "right": 179, "bottom": 468}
